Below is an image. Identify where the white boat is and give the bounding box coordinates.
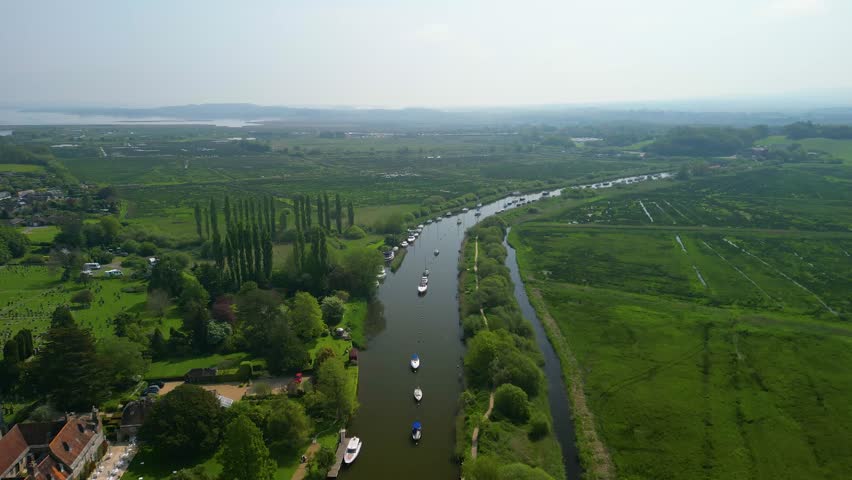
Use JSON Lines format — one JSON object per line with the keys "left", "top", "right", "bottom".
{"left": 410, "top": 354, "right": 420, "bottom": 370}
{"left": 413, "top": 387, "right": 423, "bottom": 402}
{"left": 343, "top": 437, "right": 362, "bottom": 464}
{"left": 435, "top": 217, "right": 442, "bottom": 222}
{"left": 417, "top": 224, "right": 424, "bottom": 229}
{"left": 434, "top": 249, "right": 439, "bottom": 256}
{"left": 456, "top": 218, "right": 462, "bottom": 225}
{"left": 476, "top": 203, "right": 482, "bottom": 208}
{"left": 407, "top": 236, "right": 415, "bottom": 243}
{"left": 445, "top": 212, "right": 452, "bottom": 217}
{"left": 462, "top": 207, "right": 469, "bottom": 212}
{"left": 417, "top": 277, "right": 428, "bottom": 294}
{"left": 426, "top": 219, "right": 432, "bottom": 224}
{"left": 377, "top": 267, "right": 387, "bottom": 279}
{"left": 401, "top": 241, "right": 409, "bottom": 247}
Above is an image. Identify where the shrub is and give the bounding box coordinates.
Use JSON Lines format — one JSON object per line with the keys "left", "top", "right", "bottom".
{"left": 139, "top": 241, "right": 157, "bottom": 256}
{"left": 494, "top": 383, "right": 529, "bottom": 423}
{"left": 343, "top": 225, "right": 366, "bottom": 239}
{"left": 22, "top": 254, "right": 46, "bottom": 265}
{"left": 528, "top": 412, "right": 550, "bottom": 440}
{"left": 320, "top": 296, "right": 346, "bottom": 325}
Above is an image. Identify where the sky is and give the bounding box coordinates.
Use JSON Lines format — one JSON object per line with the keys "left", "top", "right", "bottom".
{"left": 1, "top": 0, "right": 850, "bottom": 108}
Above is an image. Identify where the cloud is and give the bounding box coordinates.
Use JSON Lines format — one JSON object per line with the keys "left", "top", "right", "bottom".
{"left": 765, "top": 0, "right": 828, "bottom": 18}
{"left": 412, "top": 23, "right": 451, "bottom": 43}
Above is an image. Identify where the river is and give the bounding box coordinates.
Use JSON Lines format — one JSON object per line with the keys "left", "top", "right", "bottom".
{"left": 344, "top": 188, "right": 573, "bottom": 479}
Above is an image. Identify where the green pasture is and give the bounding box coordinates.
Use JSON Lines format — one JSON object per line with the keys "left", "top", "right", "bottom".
{"left": 0, "top": 163, "right": 44, "bottom": 173}
{"left": 760, "top": 135, "right": 852, "bottom": 164}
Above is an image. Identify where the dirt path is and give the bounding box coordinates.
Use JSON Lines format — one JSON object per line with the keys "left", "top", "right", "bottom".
{"left": 470, "top": 391, "right": 495, "bottom": 459}
{"left": 291, "top": 442, "right": 321, "bottom": 480}
{"left": 530, "top": 287, "right": 615, "bottom": 479}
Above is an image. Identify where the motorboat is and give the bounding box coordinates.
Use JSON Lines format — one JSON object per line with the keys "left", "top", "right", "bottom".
{"left": 411, "top": 421, "right": 422, "bottom": 441}
{"left": 407, "top": 236, "right": 415, "bottom": 243}
{"left": 414, "top": 387, "right": 423, "bottom": 402}
{"left": 343, "top": 436, "right": 362, "bottom": 464}
{"left": 435, "top": 217, "right": 442, "bottom": 222}
{"left": 542, "top": 191, "right": 550, "bottom": 196}
{"left": 383, "top": 250, "right": 395, "bottom": 262}
{"left": 418, "top": 224, "right": 424, "bottom": 229}
{"left": 401, "top": 241, "right": 409, "bottom": 247}
{"left": 462, "top": 207, "right": 469, "bottom": 213}
{"left": 410, "top": 354, "right": 420, "bottom": 370}
{"left": 427, "top": 219, "right": 433, "bottom": 224}
{"left": 417, "top": 276, "right": 428, "bottom": 294}
{"left": 376, "top": 267, "right": 387, "bottom": 279}
{"left": 456, "top": 218, "right": 462, "bottom": 225}
{"left": 434, "top": 249, "right": 439, "bottom": 256}
{"left": 474, "top": 211, "right": 481, "bottom": 217}
{"left": 476, "top": 203, "right": 482, "bottom": 208}
{"left": 445, "top": 212, "right": 452, "bottom": 217}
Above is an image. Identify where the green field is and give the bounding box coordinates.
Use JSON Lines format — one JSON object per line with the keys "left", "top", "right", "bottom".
{"left": 509, "top": 162, "right": 852, "bottom": 479}
{"left": 0, "top": 163, "right": 44, "bottom": 173}
{"left": 760, "top": 135, "right": 852, "bottom": 164}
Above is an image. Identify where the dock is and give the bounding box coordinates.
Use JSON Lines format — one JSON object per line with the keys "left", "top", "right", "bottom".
{"left": 327, "top": 429, "right": 351, "bottom": 478}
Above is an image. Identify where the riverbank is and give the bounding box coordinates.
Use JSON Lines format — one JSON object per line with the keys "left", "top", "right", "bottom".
{"left": 456, "top": 217, "right": 565, "bottom": 480}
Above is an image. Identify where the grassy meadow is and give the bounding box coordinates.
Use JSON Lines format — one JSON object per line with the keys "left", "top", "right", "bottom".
{"left": 507, "top": 161, "right": 852, "bottom": 479}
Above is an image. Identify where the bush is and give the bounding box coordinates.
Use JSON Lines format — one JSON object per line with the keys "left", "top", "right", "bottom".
{"left": 139, "top": 241, "right": 157, "bottom": 256}
{"left": 321, "top": 296, "right": 346, "bottom": 325}
{"left": 528, "top": 412, "right": 550, "bottom": 440}
{"left": 343, "top": 225, "right": 366, "bottom": 239}
{"left": 494, "top": 383, "right": 529, "bottom": 423}
{"left": 22, "top": 254, "right": 46, "bottom": 265}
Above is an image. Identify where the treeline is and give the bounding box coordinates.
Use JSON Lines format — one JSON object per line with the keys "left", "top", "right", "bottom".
{"left": 0, "top": 227, "right": 30, "bottom": 264}
{"left": 645, "top": 125, "right": 769, "bottom": 157}
{"left": 458, "top": 217, "right": 563, "bottom": 480}
{"left": 783, "top": 121, "right": 852, "bottom": 140}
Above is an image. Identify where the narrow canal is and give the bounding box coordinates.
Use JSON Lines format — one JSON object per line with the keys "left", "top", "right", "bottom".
{"left": 505, "top": 229, "right": 583, "bottom": 479}
{"left": 344, "top": 189, "right": 571, "bottom": 479}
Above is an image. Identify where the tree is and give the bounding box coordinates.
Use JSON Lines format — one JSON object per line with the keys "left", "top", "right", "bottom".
{"left": 347, "top": 200, "right": 355, "bottom": 227}
{"left": 313, "top": 346, "right": 337, "bottom": 369}
{"left": 494, "top": 383, "right": 530, "bottom": 423}
{"left": 265, "top": 398, "right": 312, "bottom": 453}
{"left": 149, "top": 254, "right": 188, "bottom": 297}
{"left": 97, "top": 336, "right": 149, "bottom": 389}
{"left": 323, "top": 192, "right": 331, "bottom": 230}
{"left": 113, "top": 312, "right": 147, "bottom": 345}
{"left": 147, "top": 289, "right": 171, "bottom": 317}
{"left": 139, "top": 384, "right": 223, "bottom": 459}
{"left": 316, "top": 359, "right": 356, "bottom": 421}
{"left": 219, "top": 415, "right": 276, "bottom": 480}
{"left": 51, "top": 305, "right": 75, "bottom": 328}
{"left": 266, "top": 320, "right": 309, "bottom": 374}
{"left": 150, "top": 328, "right": 167, "bottom": 359}
{"left": 335, "top": 248, "right": 382, "bottom": 298}
{"left": 99, "top": 216, "right": 121, "bottom": 244}
{"left": 30, "top": 320, "right": 107, "bottom": 411}
{"left": 464, "top": 330, "right": 500, "bottom": 387}
{"left": 289, "top": 292, "right": 324, "bottom": 340}
{"left": 320, "top": 296, "right": 346, "bottom": 325}
{"left": 316, "top": 195, "right": 324, "bottom": 231}
{"left": 334, "top": 194, "right": 342, "bottom": 232}
{"left": 237, "top": 288, "right": 284, "bottom": 353}
{"left": 71, "top": 289, "right": 94, "bottom": 308}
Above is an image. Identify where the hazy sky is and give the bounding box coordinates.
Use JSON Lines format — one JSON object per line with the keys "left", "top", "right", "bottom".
{"left": 1, "top": 0, "right": 850, "bottom": 108}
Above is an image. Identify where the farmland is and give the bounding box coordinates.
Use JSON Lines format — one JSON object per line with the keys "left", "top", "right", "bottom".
{"left": 509, "top": 161, "right": 852, "bottom": 479}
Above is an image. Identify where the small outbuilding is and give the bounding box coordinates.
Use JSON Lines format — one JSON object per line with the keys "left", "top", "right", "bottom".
{"left": 348, "top": 348, "right": 359, "bottom": 364}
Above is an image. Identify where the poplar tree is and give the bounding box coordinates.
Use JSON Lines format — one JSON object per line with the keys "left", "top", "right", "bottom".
{"left": 204, "top": 208, "right": 210, "bottom": 239}
{"left": 193, "top": 203, "right": 203, "bottom": 239}
{"left": 270, "top": 197, "right": 276, "bottom": 233}
{"left": 224, "top": 195, "right": 232, "bottom": 229}
{"left": 316, "top": 194, "right": 324, "bottom": 230}
{"left": 335, "top": 193, "right": 342, "bottom": 232}
{"left": 305, "top": 196, "right": 312, "bottom": 229}
{"left": 323, "top": 192, "right": 331, "bottom": 230}
{"left": 347, "top": 200, "right": 355, "bottom": 227}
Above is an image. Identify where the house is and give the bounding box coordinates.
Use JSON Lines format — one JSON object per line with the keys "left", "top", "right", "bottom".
{"left": 348, "top": 348, "right": 359, "bottom": 365}
{"left": 0, "top": 410, "right": 105, "bottom": 480}
{"left": 184, "top": 368, "right": 217, "bottom": 384}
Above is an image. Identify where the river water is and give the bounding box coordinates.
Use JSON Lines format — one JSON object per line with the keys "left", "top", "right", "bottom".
{"left": 345, "top": 188, "right": 573, "bottom": 479}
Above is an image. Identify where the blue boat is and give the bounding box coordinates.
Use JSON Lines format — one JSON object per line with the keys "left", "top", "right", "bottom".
{"left": 412, "top": 421, "right": 422, "bottom": 441}
{"left": 410, "top": 354, "right": 420, "bottom": 370}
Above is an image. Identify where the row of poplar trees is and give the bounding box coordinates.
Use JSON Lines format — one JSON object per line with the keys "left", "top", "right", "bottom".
{"left": 195, "top": 196, "right": 276, "bottom": 286}
{"left": 193, "top": 193, "right": 356, "bottom": 289}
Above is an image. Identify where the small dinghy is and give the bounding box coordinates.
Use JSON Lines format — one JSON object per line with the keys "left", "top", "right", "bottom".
{"left": 414, "top": 387, "right": 423, "bottom": 402}
{"left": 343, "top": 436, "right": 362, "bottom": 464}
{"left": 423, "top": 269, "right": 430, "bottom": 277}
{"left": 410, "top": 354, "right": 420, "bottom": 370}
{"left": 412, "top": 421, "right": 422, "bottom": 441}
{"left": 434, "top": 249, "right": 439, "bottom": 256}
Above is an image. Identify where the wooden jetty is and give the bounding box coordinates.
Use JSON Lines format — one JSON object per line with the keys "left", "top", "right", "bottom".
{"left": 327, "top": 429, "right": 351, "bottom": 478}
